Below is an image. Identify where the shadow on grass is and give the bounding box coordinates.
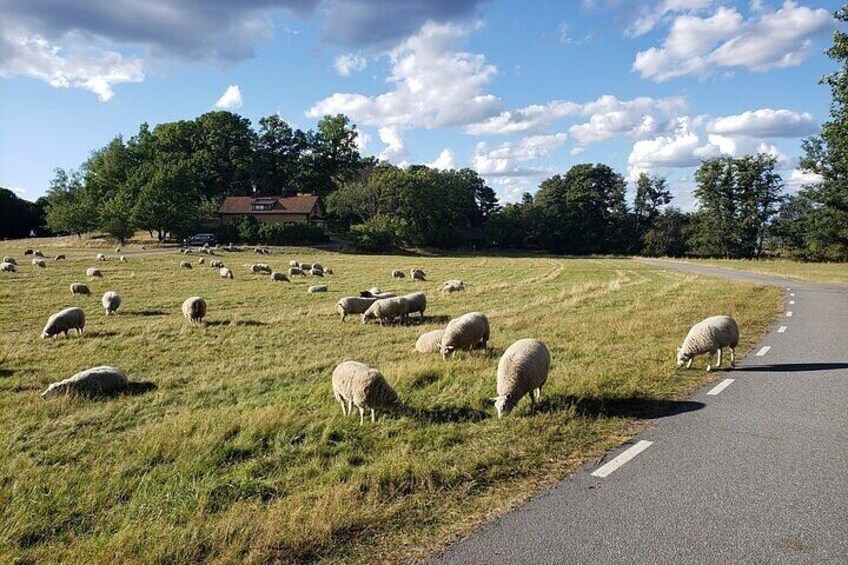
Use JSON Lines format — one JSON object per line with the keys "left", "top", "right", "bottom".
{"left": 205, "top": 320, "right": 267, "bottom": 327}
{"left": 411, "top": 405, "right": 490, "bottom": 424}
{"left": 87, "top": 381, "right": 157, "bottom": 400}
{"left": 0, "top": 368, "right": 15, "bottom": 378}
{"left": 85, "top": 330, "right": 119, "bottom": 338}
{"left": 741, "top": 362, "right": 848, "bottom": 373}
{"left": 129, "top": 309, "right": 167, "bottom": 317}
{"left": 539, "top": 393, "right": 705, "bottom": 420}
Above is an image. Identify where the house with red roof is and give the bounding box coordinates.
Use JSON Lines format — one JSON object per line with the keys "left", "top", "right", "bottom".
{"left": 217, "top": 194, "right": 325, "bottom": 226}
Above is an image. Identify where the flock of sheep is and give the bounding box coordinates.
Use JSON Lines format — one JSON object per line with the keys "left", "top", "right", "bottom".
{"left": 3, "top": 246, "right": 742, "bottom": 424}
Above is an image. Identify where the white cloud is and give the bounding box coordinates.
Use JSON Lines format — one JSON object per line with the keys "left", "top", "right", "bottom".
{"left": 377, "top": 126, "right": 407, "bottom": 162}
{"left": 628, "top": 118, "right": 717, "bottom": 180}
{"left": 465, "top": 100, "right": 580, "bottom": 135}
{"left": 214, "top": 84, "right": 243, "bottom": 110}
{"left": 308, "top": 22, "right": 501, "bottom": 129}
{"left": 428, "top": 148, "right": 457, "bottom": 170}
{"left": 570, "top": 146, "right": 585, "bottom": 156}
{"left": 706, "top": 108, "right": 817, "bottom": 138}
{"left": 354, "top": 129, "right": 371, "bottom": 154}
{"left": 333, "top": 52, "right": 367, "bottom": 76}
{"left": 627, "top": 0, "right": 715, "bottom": 37}
{"left": 0, "top": 30, "right": 144, "bottom": 101}
{"left": 633, "top": 2, "right": 832, "bottom": 81}
{"left": 787, "top": 168, "right": 823, "bottom": 188}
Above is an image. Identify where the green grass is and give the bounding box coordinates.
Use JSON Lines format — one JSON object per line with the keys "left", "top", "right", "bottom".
{"left": 0, "top": 243, "right": 781, "bottom": 563}
{"left": 679, "top": 258, "right": 848, "bottom": 284}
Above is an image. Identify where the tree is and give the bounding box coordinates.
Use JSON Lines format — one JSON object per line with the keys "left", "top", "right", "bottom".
{"left": 44, "top": 168, "right": 98, "bottom": 237}
{"left": 301, "top": 114, "right": 363, "bottom": 197}
{"left": 0, "top": 188, "right": 41, "bottom": 238}
{"left": 633, "top": 172, "right": 672, "bottom": 252}
{"left": 100, "top": 186, "right": 137, "bottom": 243}
{"left": 733, "top": 154, "right": 784, "bottom": 258}
{"left": 130, "top": 162, "right": 200, "bottom": 241}
{"left": 642, "top": 207, "right": 691, "bottom": 257}
{"left": 254, "top": 114, "right": 308, "bottom": 195}
{"left": 194, "top": 111, "right": 256, "bottom": 198}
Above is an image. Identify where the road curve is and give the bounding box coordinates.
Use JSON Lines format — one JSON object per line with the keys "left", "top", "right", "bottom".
{"left": 434, "top": 259, "right": 848, "bottom": 564}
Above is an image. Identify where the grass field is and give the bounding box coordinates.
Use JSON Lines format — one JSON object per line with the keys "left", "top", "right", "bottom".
{"left": 680, "top": 258, "right": 848, "bottom": 284}
{"left": 0, "top": 242, "right": 782, "bottom": 563}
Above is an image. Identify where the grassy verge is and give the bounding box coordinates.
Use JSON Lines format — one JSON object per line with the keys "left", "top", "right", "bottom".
{"left": 0, "top": 245, "right": 781, "bottom": 563}
{"left": 678, "top": 258, "right": 848, "bottom": 284}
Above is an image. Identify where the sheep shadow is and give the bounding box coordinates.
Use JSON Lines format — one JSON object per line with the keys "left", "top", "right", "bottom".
{"left": 411, "top": 405, "right": 490, "bottom": 424}
{"left": 0, "top": 368, "right": 15, "bottom": 378}
{"left": 129, "top": 309, "right": 167, "bottom": 317}
{"left": 88, "top": 381, "right": 157, "bottom": 400}
{"left": 85, "top": 330, "right": 119, "bottom": 338}
{"left": 205, "top": 320, "right": 267, "bottom": 327}
{"left": 740, "top": 363, "right": 848, "bottom": 373}
{"left": 538, "top": 393, "right": 705, "bottom": 420}
{"left": 421, "top": 314, "right": 451, "bottom": 325}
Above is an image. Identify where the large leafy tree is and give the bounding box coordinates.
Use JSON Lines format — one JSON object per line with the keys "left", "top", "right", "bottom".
{"left": 194, "top": 111, "right": 256, "bottom": 198}
{"left": 44, "top": 168, "right": 99, "bottom": 237}
{"left": 254, "top": 114, "right": 308, "bottom": 195}
{"left": 301, "top": 115, "right": 363, "bottom": 197}
{"left": 633, "top": 172, "right": 672, "bottom": 252}
{"left": 0, "top": 188, "right": 41, "bottom": 238}
{"left": 130, "top": 161, "right": 200, "bottom": 241}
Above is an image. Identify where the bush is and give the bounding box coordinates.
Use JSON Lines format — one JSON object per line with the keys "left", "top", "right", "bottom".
{"left": 256, "top": 222, "right": 327, "bottom": 246}
{"left": 349, "top": 216, "right": 398, "bottom": 251}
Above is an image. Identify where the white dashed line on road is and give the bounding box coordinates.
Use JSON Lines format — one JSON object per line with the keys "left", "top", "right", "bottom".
{"left": 756, "top": 346, "right": 771, "bottom": 356}
{"left": 591, "top": 440, "right": 653, "bottom": 478}
{"left": 778, "top": 326, "right": 787, "bottom": 333}
{"left": 707, "top": 379, "right": 735, "bottom": 396}
{"left": 790, "top": 293, "right": 795, "bottom": 297}
{"left": 790, "top": 300, "right": 795, "bottom": 305}
{"left": 786, "top": 311, "right": 794, "bottom": 317}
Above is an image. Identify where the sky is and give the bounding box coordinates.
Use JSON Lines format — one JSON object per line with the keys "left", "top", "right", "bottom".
{"left": 0, "top": 0, "right": 841, "bottom": 209}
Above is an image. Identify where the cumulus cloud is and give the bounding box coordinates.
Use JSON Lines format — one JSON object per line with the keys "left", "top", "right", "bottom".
{"left": 706, "top": 108, "right": 817, "bottom": 138}
{"left": 377, "top": 126, "right": 408, "bottom": 162}
{"left": 334, "top": 52, "right": 367, "bottom": 76}
{"left": 633, "top": 2, "right": 832, "bottom": 81}
{"left": 428, "top": 148, "right": 457, "bottom": 170}
{"left": 627, "top": 0, "right": 715, "bottom": 37}
{"left": 214, "top": 84, "right": 243, "bottom": 110}
{"left": 628, "top": 118, "right": 715, "bottom": 177}
{"left": 787, "top": 168, "right": 823, "bottom": 188}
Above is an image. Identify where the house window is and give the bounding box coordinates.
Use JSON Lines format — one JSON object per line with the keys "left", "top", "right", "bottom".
{"left": 251, "top": 203, "right": 273, "bottom": 211}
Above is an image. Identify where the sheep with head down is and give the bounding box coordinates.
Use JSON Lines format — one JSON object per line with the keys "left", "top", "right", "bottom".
{"left": 676, "top": 315, "right": 739, "bottom": 372}
{"left": 70, "top": 283, "right": 90, "bottom": 296}
{"left": 86, "top": 267, "right": 103, "bottom": 278}
{"left": 3, "top": 256, "right": 16, "bottom": 265}
{"left": 97, "top": 253, "right": 106, "bottom": 261}
{"left": 391, "top": 269, "right": 405, "bottom": 279}
{"left": 182, "top": 296, "right": 207, "bottom": 325}
{"left": 32, "top": 258, "right": 46, "bottom": 268}
{"left": 271, "top": 271, "right": 289, "bottom": 282}
{"left": 219, "top": 267, "right": 234, "bottom": 279}
{"left": 54, "top": 254, "right": 66, "bottom": 261}
{"left": 308, "top": 285, "right": 328, "bottom": 293}
{"left": 331, "top": 360, "right": 401, "bottom": 425}
{"left": 1, "top": 262, "right": 15, "bottom": 273}
{"left": 42, "top": 307, "right": 86, "bottom": 338}
{"left": 440, "top": 312, "right": 490, "bottom": 359}
{"left": 41, "top": 366, "right": 129, "bottom": 399}
{"left": 415, "top": 329, "right": 445, "bottom": 353}
{"left": 101, "top": 291, "right": 121, "bottom": 315}
{"left": 336, "top": 296, "right": 378, "bottom": 322}
{"left": 361, "top": 296, "right": 409, "bottom": 325}
{"left": 492, "top": 339, "right": 550, "bottom": 418}
{"left": 180, "top": 260, "right": 192, "bottom": 269}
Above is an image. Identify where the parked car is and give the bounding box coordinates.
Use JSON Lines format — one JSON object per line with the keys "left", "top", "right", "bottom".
{"left": 183, "top": 233, "right": 218, "bottom": 247}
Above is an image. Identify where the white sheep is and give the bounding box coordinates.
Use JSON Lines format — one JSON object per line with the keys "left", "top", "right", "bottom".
{"left": 441, "top": 280, "right": 465, "bottom": 293}
{"left": 0, "top": 262, "right": 15, "bottom": 273}
{"left": 361, "top": 296, "right": 409, "bottom": 325}
{"left": 391, "top": 269, "right": 405, "bottom": 279}
{"left": 310, "top": 268, "right": 324, "bottom": 277}
{"left": 101, "top": 291, "right": 121, "bottom": 315}
{"left": 336, "top": 296, "right": 378, "bottom": 322}
{"left": 2, "top": 256, "right": 16, "bottom": 264}
{"left": 308, "top": 285, "right": 328, "bottom": 293}
{"left": 198, "top": 257, "right": 205, "bottom": 265}
{"left": 289, "top": 267, "right": 305, "bottom": 276}
{"left": 677, "top": 315, "right": 739, "bottom": 372}
{"left": 210, "top": 259, "right": 224, "bottom": 268}
{"left": 41, "top": 366, "right": 129, "bottom": 399}
{"left": 492, "top": 339, "right": 550, "bottom": 417}
{"left": 312, "top": 263, "right": 324, "bottom": 271}
{"left": 219, "top": 267, "right": 234, "bottom": 279}
{"left": 32, "top": 258, "right": 46, "bottom": 268}
{"left": 415, "top": 329, "right": 445, "bottom": 353}
{"left": 70, "top": 283, "right": 91, "bottom": 296}
{"left": 97, "top": 253, "right": 106, "bottom": 261}
{"left": 119, "top": 255, "right": 128, "bottom": 263}
{"left": 86, "top": 267, "right": 103, "bottom": 278}
{"left": 180, "top": 260, "right": 192, "bottom": 269}
{"left": 115, "top": 247, "right": 121, "bottom": 254}
{"left": 182, "top": 296, "right": 207, "bottom": 325}
{"left": 411, "top": 268, "right": 426, "bottom": 281}
{"left": 41, "top": 307, "right": 86, "bottom": 338}
{"left": 402, "top": 292, "right": 426, "bottom": 319}
{"left": 54, "top": 254, "right": 66, "bottom": 261}
{"left": 440, "top": 312, "right": 490, "bottom": 359}
{"left": 34, "top": 250, "right": 44, "bottom": 258}
{"left": 270, "top": 271, "right": 289, "bottom": 282}
{"left": 331, "top": 360, "right": 401, "bottom": 425}
{"left": 251, "top": 263, "right": 271, "bottom": 274}
{"left": 289, "top": 260, "right": 299, "bottom": 267}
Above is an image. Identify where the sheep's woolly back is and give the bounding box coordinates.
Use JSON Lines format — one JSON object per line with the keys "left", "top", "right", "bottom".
{"left": 337, "top": 297, "right": 378, "bottom": 320}
{"left": 496, "top": 339, "right": 550, "bottom": 411}
{"left": 362, "top": 297, "right": 408, "bottom": 324}
{"left": 219, "top": 267, "right": 233, "bottom": 279}
{"left": 415, "top": 329, "right": 445, "bottom": 353}
{"left": 2, "top": 256, "right": 15, "bottom": 264}
{"left": 70, "top": 283, "right": 90, "bottom": 296}
{"left": 392, "top": 269, "right": 405, "bottom": 278}
{"left": 680, "top": 315, "right": 739, "bottom": 358}
{"left": 42, "top": 307, "right": 86, "bottom": 338}
{"left": 402, "top": 292, "right": 427, "bottom": 317}
{"left": 0, "top": 262, "right": 15, "bottom": 272}
{"left": 32, "top": 258, "right": 46, "bottom": 268}
{"left": 441, "top": 312, "right": 490, "bottom": 353}
{"left": 180, "top": 261, "right": 192, "bottom": 269}
{"left": 289, "top": 267, "right": 304, "bottom": 276}
{"left": 55, "top": 254, "right": 66, "bottom": 261}
{"left": 332, "top": 361, "right": 399, "bottom": 410}
{"left": 182, "top": 297, "right": 207, "bottom": 324}
{"left": 101, "top": 291, "right": 121, "bottom": 315}
{"left": 42, "top": 366, "right": 128, "bottom": 399}
{"left": 308, "top": 285, "right": 328, "bottom": 293}
{"left": 86, "top": 267, "right": 102, "bottom": 277}
{"left": 271, "top": 271, "right": 289, "bottom": 282}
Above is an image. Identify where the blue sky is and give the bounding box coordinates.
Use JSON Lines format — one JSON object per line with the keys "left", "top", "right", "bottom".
{"left": 0, "top": 0, "right": 840, "bottom": 208}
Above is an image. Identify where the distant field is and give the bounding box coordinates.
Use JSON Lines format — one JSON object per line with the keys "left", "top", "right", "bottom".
{"left": 681, "top": 258, "right": 848, "bottom": 284}
{"left": 0, "top": 243, "right": 781, "bottom": 563}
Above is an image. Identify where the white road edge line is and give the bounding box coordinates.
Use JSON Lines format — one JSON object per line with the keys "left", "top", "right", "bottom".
{"left": 591, "top": 440, "right": 653, "bottom": 478}
{"left": 707, "top": 378, "right": 735, "bottom": 396}
{"left": 789, "top": 300, "right": 795, "bottom": 305}
{"left": 786, "top": 311, "right": 794, "bottom": 317}
{"left": 778, "top": 326, "right": 787, "bottom": 333}
{"left": 790, "top": 293, "right": 795, "bottom": 297}
{"left": 756, "top": 346, "right": 771, "bottom": 356}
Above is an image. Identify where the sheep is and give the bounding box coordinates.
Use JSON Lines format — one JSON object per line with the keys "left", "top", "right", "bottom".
{"left": 300, "top": 263, "right": 313, "bottom": 271}
{"left": 86, "top": 267, "right": 103, "bottom": 278}
{"left": 34, "top": 250, "right": 44, "bottom": 258}
{"left": 401, "top": 292, "right": 426, "bottom": 319}
{"left": 359, "top": 290, "right": 396, "bottom": 300}
{"left": 1, "top": 262, "right": 15, "bottom": 273}
{"left": 289, "top": 260, "right": 299, "bottom": 267}
{"left": 180, "top": 260, "right": 192, "bottom": 270}
{"left": 308, "top": 285, "right": 328, "bottom": 293}
{"left": 115, "top": 247, "right": 121, "bottom": 254}
{"left": 198, "top": 257, "right": 205, "bottom": 265}
{"left": 361, "top": 296, "right": 409, "bottom": 325}
{"left": 119, "top": 255, "right": 127, "bottom": 263}
{"left": 97, "top": 253, "right": 106, "bottom": 261}
{"left": 312, "top": 263, "right": 324, "bottom": 271}
{"left": 270, "top": 271, "right": 289, "bottom": 282}
{"left": 54, "top": 254, "right": 66, "bottom": 261}
{"left": 32, "top": 258, "right": 46, "bottom": 268}
{"left": 411, "top": 268, "right": 426, "bottom": 281}
{"left": 325, "top": 268, "right": 334, "bottom": 275}
{"left": 676, "top": 315, "right": 739, "bottom": 372}
{"left": 182, "top": 296, "right": 207, "bottom": 325}
{"left": 210, "top": 259, "right": 224, "bottom": 268}
{"left": 251, "top": 263, "right": 272, "bottom": 274}
{"left": 440, "top": 312, "right": 490, "bottom": 359}
{"left": 331, "top": 360, "right": 401, "bottom": 425}
{"left": 391, "top": 269, "right": 405, "bottom": 279}
{"left": 41, "top": 366, "right": 129, "bottom": 400}
{"left": 182, "top": 248, "right": 192, "bottom": 255}
{"left": 70, "top": 283, "right": 91, "bottom": 296}
{"left": 336, "top": 296, "right": 378, "bottom": 322}
{"left": 23, "top": 248, "right": 34, "bottom": 255}
{"left": 41, "top": 307, "right": 86, "bottom": 338}
{"left": 310, "top": 268, "right": 324, "bottom": 277}
{"left": 441, "top": 282, "right": 464, "bottom": 293}
{"left": 219, "top": 267, "right": 234, "bottom": 279}
{"left": 415, "top": 329, "right": 445, "bottom": 353}
{"left": 101, "top": 291, "right": 121, "bottom": 315}
{"left": 289, "top": 267, "right": 305, "bottom": 276}
{"left": 2, "top": 256, "right": 16, "bottom": 264}
{"left": 492, "top": 339, "right": 550, "bottom": 417}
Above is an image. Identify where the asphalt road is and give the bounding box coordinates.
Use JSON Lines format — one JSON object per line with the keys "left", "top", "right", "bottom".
{"left": 434, "top": 259, "right": 848, "bottom": 564}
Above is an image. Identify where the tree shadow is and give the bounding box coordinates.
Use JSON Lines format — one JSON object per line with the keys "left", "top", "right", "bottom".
{"left": 539, "top": 393, "right": 705, "bottom": 420}
{"left": 129, "top": 309, "right": 167, "bottom": 317}
{"left": 742, "top": 363, "right": 848, "bottom": 373}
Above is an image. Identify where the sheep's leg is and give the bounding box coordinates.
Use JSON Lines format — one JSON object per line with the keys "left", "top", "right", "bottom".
{"left": 529, "top": 391, "right": 536, "bottom": 413}
{"left": 716, "top": 348, "right": 723, "bottom": 368}
{"left": 730, "top": 347, "right": 736, "bottom": 367}
{"left": 358, "top": 406, "right": 365, "bottom": 426}
{"left": 347, "top": 399, "right": 353, "bottom": 417}
{"left": 686, "top": 358, "right": 692, "bottom": 369}
{"left": 371, "top": 409, "right": 376, "bottom": 423}
{"left": 706, "top": 351, "right": 715, "bottom": 372}
{"left": 336, "top": 396, "right": 347, "bottom": 416}
{"left": 536, "top": 386, "right": 543, "bottom": 403}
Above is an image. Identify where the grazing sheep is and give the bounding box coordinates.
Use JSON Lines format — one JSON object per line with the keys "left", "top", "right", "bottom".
{"left": 198, "top": 257, "right": 205, "bottom": 265}
{"left": 34, "top": 250, "right": 44, "bottom": 258}
{"left": 308, "top": 285, "right": 328, "bottom": 293}
{"left": 97, "top": 253, "right": 106, "bottom": 261}
{"left": 119, "top": 255, "right": 127, "bottom": 263}
{"left": 493, "top": 339, "right": 551, "bottom": 417}
{"left": 219, "top": 267, "right": 234, "bottom": 279}
{"left": 369, "top": 287, "right": 382, "bottom": 294}
{"left": 32, "top": 258, "right": 46, "bottom": 268}
{"left": 415, "top": 329, "right": 445, "bottom": 353}
{"left": 23, "top": 248, "right": 34, "bottom": 255}
{"left": 289, "top": 260, "right": 299, "bottom": 267}
{"left": 180, "top": 260, "right": 192, "bottom": 269}
{"left": 54, "top": 254, "right": 66, "bottom": 261}
{"left": 442, "top": 279, "right": 465, "bottom": 293}
{"left": 312, "top": 263, "right": 324, "bottom": 271}
{"left": 362, "top": 296, "right": 409, "bottom": 325}
{"left": 70, "top": 283, "right": 91, "bottom": 296}
{"left": 101, "top": 291, "right": 121, "bottom": 315}
{"left": 2, "top": 256, "right": 16, "bottom": 264}
{"left": 677, "top": 315, "right": 740, "bottom": 372}
{"left": 271, "top": 271, "right": 289, "bottom": 282}
{"left": 391, "top": 269, "right": 405, "bottom": 279}
{"left": 1, "top": 262, "right": 15, "bottom": 273}
{"left": 411, "top": 268, "right": 426, "bottom": 281}
{"left": 402, "top": 292, "right": 426, "bottom": 319}
{"left": 332, "top": 360, "right": 401, "bottom": 425}
{"left": 115, "top": 247, "right": 121, "bottom": 254}
{"left": 336, "top": 296, "right": 378, "bottom": 322}
{"left": 440, "top": 312, "right": 490, "bottom": 359}
{"left": 86, "top": 267, "right": 103, "bottom": 278}
{"left": 300, "top": 263, "right": 313, "bottom": 271}
{"left": 310, "top": 268, "right": 324, "bottom": 277}
{"left": 182, "top": 248, "right": 192, "bottom": 255}
{"left": 210, "top": 259, "right": 224, "bottom": 268}
{"left": 41, "top": 307, "right": 86, "bottom": 338}
{"left": 181, "top": 296, "right": 207, "bottom": 325}
{"left": 251, "top": 263, "right": 272, "bottom": 274}
{"left": 359, "top": 290, "right": 396, "bottom": 299}
{"left": 41, "top": 366, "right": 129, "bottom": 399}
{"left": 289, "top": 267, "right": 305, "bottom": 276}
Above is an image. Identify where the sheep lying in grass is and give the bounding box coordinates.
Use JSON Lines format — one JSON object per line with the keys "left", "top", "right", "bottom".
{"left": 86, "top": 267, "right": 103, "bottom": 278}
{"left": 182, "top": 296, "right": 207, "bottom": 325}
{"left": 97, "top": 253, "right": 106, "bottom": 261}
{"left": 210, "top": 259, "right": 224, "bottom": 268}
{"left": 2, "top": 256, "right": 16, "bottom": 264}
{"left": 336, "top": 296, "right": 378, "bottom": 322}
{"left": 101, "top": 291, "right": 121, "bottom": 315}
{"left": 1, "top": 262, "right": 15, "bottom": 273}
{"left": 42, "top": 307, "right": 86, "bottom": 338}
{"left": 440, "top": 312, "right": 490, "bottom": 359}
{"left": 441, "top": 280, "right": 465, "bottom": 293}
{"left": 411, "top": 268, "right": 426, "bottom": 281}
{"left": 392, "top": 269, "right": 405, "bottom": 279}
{"left": 180, "top": 260, "right": 192, "bottom": 269}
{"left": 677, "top": 315, "right": 739, "bottom": 372}
{"left": 362, "top": 296, "right": 409, "bottom": 325}
{"left": 415, "top": 329, "right": 445, "bottom": 353}
{"left": 41, "top": 366, "right": 129, "bottom": 400}
{"left": 308, "top": 285, "right": 328, "bottom": 293}
{"left": 54, "top": 254, "right": 66, "bottom": 261}
{"left": 70, "top": 283, "right": 91, "bottom": 296}
{"left": 493, "top": 339, "right": 550, "bottom": 417}
{"left": 32, "top": 258, "right": 46, "bottom": 268}
{"left": 332, "top": 360, "right": 401, "bottom": 425}
{"left": 402, "top": 292, "right": 426, "bottom": 319}
{"left": 270, "top": 271, "right": 289, "bottom": 282}
{"left": 219, "top": 267, "right": 234, "bottom": 279}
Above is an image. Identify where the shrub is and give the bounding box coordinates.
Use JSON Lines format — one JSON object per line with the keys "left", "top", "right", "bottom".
{"left": 349, "top": 216, "right": 398, "bottom": 251}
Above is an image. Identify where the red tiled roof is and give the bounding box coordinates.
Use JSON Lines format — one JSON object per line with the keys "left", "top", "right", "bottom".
{"left": 218, "top": 195, "right": 321, "bottom": 215}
